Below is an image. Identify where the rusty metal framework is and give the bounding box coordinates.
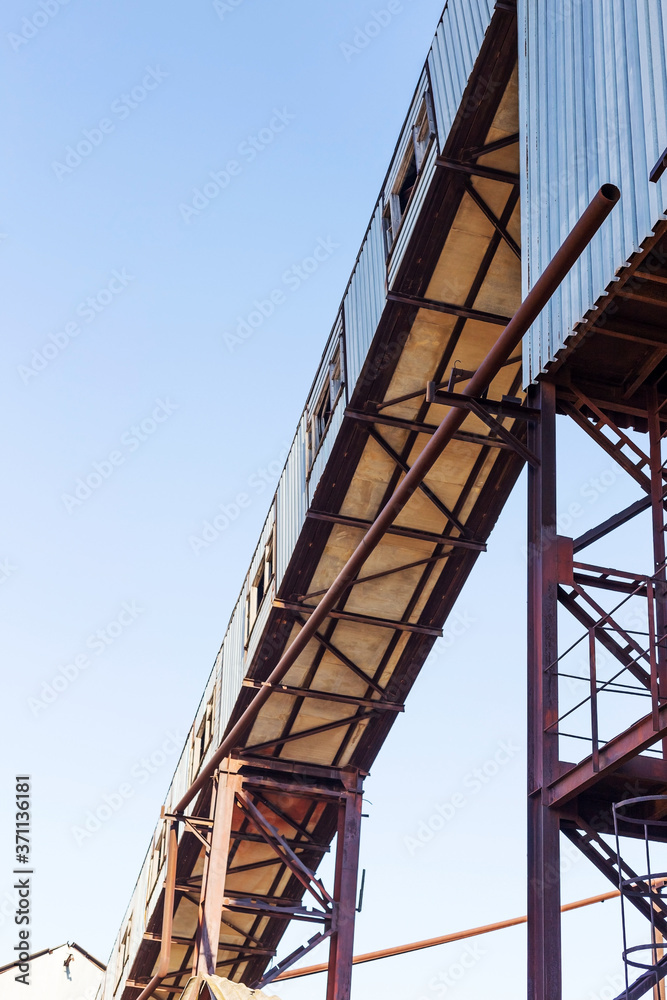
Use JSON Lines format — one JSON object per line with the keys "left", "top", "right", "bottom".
{"left": 133, "top": 758, "right": 364, "bottom": 1000}
{"left": 527, "top": 225, "right": 667, "bottom": 1000}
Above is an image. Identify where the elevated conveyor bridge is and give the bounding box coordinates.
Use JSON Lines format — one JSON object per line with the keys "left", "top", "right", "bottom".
{"left": 98, "top": 5, "right": 529, "bottom": 999}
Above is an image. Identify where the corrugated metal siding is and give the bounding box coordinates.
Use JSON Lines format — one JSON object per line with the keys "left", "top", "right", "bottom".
{"left": 343, "top": 203, "right": 386, "bottom": 392}
{"left": 275, "top": 416, "right": 307, "bottom": 589}
{"left": 520, "top": 0, "right": 667, "bottom": 383}
{"left": 428, "top": 0, "right": 495, "bottom": 151}
{"left": 220, "top": 591, "right": 247, "bottom": 735}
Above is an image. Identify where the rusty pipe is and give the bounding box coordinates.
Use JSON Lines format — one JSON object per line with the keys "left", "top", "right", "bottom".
{"left": 135, "top": 820, "right": 179, "bottom": 1000}
{"left": 275, "top": 890, "right": 621, "bottom": 980}
{"left": 175, "top": 184, "right": 619, "bottom": 817}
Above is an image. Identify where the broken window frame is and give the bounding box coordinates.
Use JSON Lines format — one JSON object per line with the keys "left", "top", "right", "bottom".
{"left": 245, "top": 533, "right": 276, "bottom": 647}
{"left": 189, "top": 692, "right": 216, "bottom": 783}
{"left": 307, "top": 342, "right": 344, "bottom": 471}
{"left": 114, "top": 918, "right": 133, "bottom": 991}
{"left": 383, "top": 89, "right": 436, "bottom": 256}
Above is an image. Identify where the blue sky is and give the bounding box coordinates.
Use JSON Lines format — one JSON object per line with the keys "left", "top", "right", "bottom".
{"left": 0, "top": 2, "right": 649, "bottom": 998}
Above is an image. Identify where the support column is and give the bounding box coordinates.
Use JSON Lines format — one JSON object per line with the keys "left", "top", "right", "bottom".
{"left": 326, "top": 769, "right": 363, "bottom": 1000}
{"left": 527, "top": 380, "right": 562, "bottom": 1000}
{"left": 648, "top": 387, "right": 667, "bottom": 750}
{"left": 193, "top": 760, "right": 242, "bottom": 977}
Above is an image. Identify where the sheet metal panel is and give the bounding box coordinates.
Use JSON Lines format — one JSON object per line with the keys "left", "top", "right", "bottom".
{"left": 275, "top": 415, "right": 308, "bottom": 590}
{"left": 428, "top": 0, "right": 495, "bottom": 151}
{"left": 219, "top": 589, "right": 247, "bottom": 735}
{"left": 520, "top": 0, "right": 667, "bottom": 383}
{"left": 343, "top": 203, "right": 386, "bottom": 392}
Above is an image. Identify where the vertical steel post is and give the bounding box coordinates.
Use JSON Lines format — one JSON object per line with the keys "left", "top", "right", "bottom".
{"left": 193, "top": 760, "right": 241, "bottom": 977}
{"left": 326, "top": 770, "right": 363, "bottom": 1000}
{"left": 648, "top": 388, "right": 667, "bottom": 752}
{"left": 527, "top": 380, "right": 562, "bottom": 1000}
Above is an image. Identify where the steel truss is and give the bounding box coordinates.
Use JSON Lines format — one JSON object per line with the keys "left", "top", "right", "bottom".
{"left": 528, "top": 375, "right": 667, "bottom": 1000}
{"left": 132, "top": 757, "right": 364, "bottom": 1000}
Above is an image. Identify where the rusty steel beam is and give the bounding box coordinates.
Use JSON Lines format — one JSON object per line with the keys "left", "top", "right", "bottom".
{"left": 137, "top": 185, "right": 620, "bottom": 1000}
{"left": 387, "top": 289, "right": 512, "bottom": 325}
{"left": 274, "top": 598, "right": 443, "bottom": 637}
{"left": 436, "top": 155, "right": 521, "bottom": 185}
{"left": 573, "top": 497, "right": 653, "bottom": 553}
{"left": 300, "top": 554, "right": 446, "bottom": 601}
{"left": 464, "top": 180, "right": 521, "bottom": 258}
{"left": 242, "top": 678, "right": 404, "bottom": 712}
{"left": 426, "top": 384, "right": 539, "bottom": 421}
{"left": 463, "top": 130, "right": 520, "bottom": 160}
{"left": 345, "top": 407, "right": 515, "bottom": 450}
{"left": 135, "top": 821, "right": 178, "bottom": 1000}
{"left": 193, "top": 764, "right": 242, "bottom": 976}
{"left": 243, "top": 713, "right": 375, "bottom": 756}
{"left": 325, "top": 772, "right": 363, "bottom": 1000}
{"left": 527, "top": 380, "right": 562, "bottom": 1000}
{"left": 547, "top": 703, "right": 667, "bottom": 807}
{"left": 306, "top": 509, "right": 486, "bottom": 551}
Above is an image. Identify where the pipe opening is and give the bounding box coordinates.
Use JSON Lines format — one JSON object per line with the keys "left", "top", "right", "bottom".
{"left": 600, "top": 183, "right": 621, "bottom": 203}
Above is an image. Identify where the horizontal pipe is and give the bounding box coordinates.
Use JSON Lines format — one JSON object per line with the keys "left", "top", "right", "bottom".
{"left": 175, "top": 183, "right": 619, "bottom": 818}
{"left": 275, "top": 890, "right": 621, "bottom": 980}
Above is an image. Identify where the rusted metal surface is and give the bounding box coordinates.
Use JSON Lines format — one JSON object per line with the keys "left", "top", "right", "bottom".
{"left": 274, "top": 890, "right": 620, "bottom": 981}
{"left": 527, "top": 380, "right": 561, "bottom": 1000}
{"left": 131, "top": 759, "right": 365, "bottom": 1000}
{"left": 135, "top": 821, "right": 178, "bottom": 1000}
